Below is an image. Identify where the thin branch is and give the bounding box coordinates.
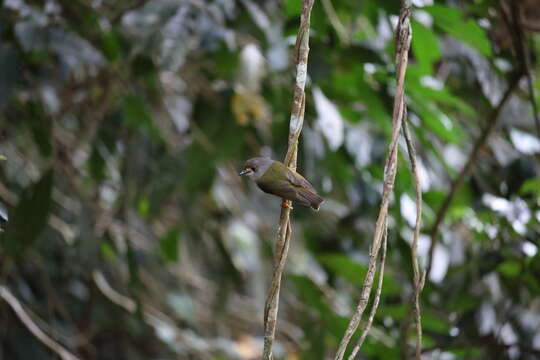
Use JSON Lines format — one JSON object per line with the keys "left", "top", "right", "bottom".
{"left": 426, "top": 71, "right": 522, "bottom": 278}
{"left": 348, "top": 225, "right": 388, "bottom": 360}
{"left": 509, "top": 1, "right": 540, "bottom": 137}
{"left": 93, "top": 271, "right": 216, "bottom": 360}
{"left": 321, "top": 0, "right": 349, "bottom": 46}
{"left": 333, "top": 2, "right": 413, "bottom": 359}
{"left": 262, "top": 1, "right": 314, "bottom": 359}
{"left": 0, "top": 285, "right": 81, "bottom": 360}
{"left": 403, "top": 112, "right": 425, "bottom": 359}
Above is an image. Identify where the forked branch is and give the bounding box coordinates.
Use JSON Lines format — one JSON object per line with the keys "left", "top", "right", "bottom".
{"left": 333, "top": 1, "right": 413, "bottom": 359}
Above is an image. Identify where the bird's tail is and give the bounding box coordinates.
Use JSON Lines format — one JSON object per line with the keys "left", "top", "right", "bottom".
{"left": 301, "top": 190, "right": 324, "bottom": 211}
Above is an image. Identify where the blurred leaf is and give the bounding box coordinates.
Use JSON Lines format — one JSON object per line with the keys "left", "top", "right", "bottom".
{"left": 291, "top": 274, "right": 329, "bottom": 314}
{"left": 126, "top": 240, "right": 141, "bottom": 288}
{"left": 384, "top": 304, "right": 408, "bottom": 320}
{"left": 407, "top": 69, "right": 476, "bottom": 117}
{"left": 213, "top": 44, "right": 239, "bottom": 79}
{"left": 100, "top": 241, "right": 116, "bottom": 260}
{"left": 137, "top": 197, "right": 150, "bottom": 218}
{"left": 101, "top": 31, "right": 122, "bottom": 61}
{"left": 319, "top": 254, "right": 400, "bottom": 295}
{"left": 0, "top": 44, "right": 19, "bottom": 109}
{"left": 422, "top": 312, "right": 449, "bottom": 333}
{"left": 131, "top": 55, "right": 158, "bottom": 90}
{"left": 448, "top": 186, "right": 473, "bottom": 220}
{"left": 88, "top": 144, "right": 106, "bottom": 181}
{"left": 497, "top": 260, "right": 522, "bottom": 277}
{"left": 291, "top": 274, "right": 352, "bottom": 345}
{"left": 123, "top": 94, "right": 159, "bottom": 138}
{"left": 425, "top": 5, "right": 492, "bottom": 57}
{"left": 448, "top": 294, "right": 481, "bottom": 312}
{"left": 411, "top": 20, "right": 441, "bottom": 72}
{"left": 319, "top": 254, "right": 367, "bottom": 286}
{"left": 232, "top": 92, "right": 266, "bottom": 125}
{"left": 424, "top": 190, "right": 445, "bottom": 210}
{"left": 450, "top": 347, "right": 484, "bottom": 357}
{"left": 410, "top": 98, "right": 463, "bottom": 144}
{"left": 332, "top": 67, "right": 391, "bottom": 129}
{"left": 284, "top": 0, "right": 302, "bottom": 17}
{"left": 183, "top": 143, "right": 216, "bottom": 193}
{"left": 520, "top": 177, "right": 540, "bottom": 196}
{"left": 24, "top": 103, "right": 52, "bottom": 157}
{"left": 3, "top": 169, "right": 54, "bottom": 255}
{"left": 323, "top": 150, "right": 354, "bottom": 185}
{"left": 160, "top": 228, "right": 180, "bottom": 262}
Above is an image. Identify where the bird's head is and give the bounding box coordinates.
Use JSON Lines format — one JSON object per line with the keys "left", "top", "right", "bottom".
{"left": 239, "top": 157, "right": 273, "bottom": 180}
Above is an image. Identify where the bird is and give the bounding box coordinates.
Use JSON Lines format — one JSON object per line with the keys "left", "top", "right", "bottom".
{"left": 239, "top": 157, "right": 324, "bottom": 210}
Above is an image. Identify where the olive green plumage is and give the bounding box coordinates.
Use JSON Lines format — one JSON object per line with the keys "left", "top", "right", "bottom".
{"left": 240, "top": 157, "right": 324, "bottom": 210}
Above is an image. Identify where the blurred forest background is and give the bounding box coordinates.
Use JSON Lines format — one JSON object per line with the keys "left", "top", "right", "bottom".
{"left": 1, "top": 0, "right": 540, "bottom": 359}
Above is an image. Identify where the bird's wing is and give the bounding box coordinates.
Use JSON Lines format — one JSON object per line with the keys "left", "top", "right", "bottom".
{"left": 257, "top": 178, "right": 312, "bottom": 207}
{"left": 283, "top": 166, "right": 318, "bottom": 194}
{"left": 257, "top": 162, "right": 321, "bottom": 208}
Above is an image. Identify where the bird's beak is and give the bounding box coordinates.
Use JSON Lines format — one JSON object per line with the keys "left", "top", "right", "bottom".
{"left": 239, "top": 168, "right": 253, "bottom": 176}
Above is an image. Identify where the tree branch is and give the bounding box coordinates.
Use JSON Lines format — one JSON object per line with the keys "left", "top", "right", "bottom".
{"left": 509, "top": 1, "right": 540, "bottom": 138}
{"left": 0, "top": 285, "right": 81, "bottom": 360}
{"left": 347, "top": 225, "right": 388, "bottom": 360}
{"left": 403, "top": 111, "right": 425, "bottom": 359}
{"left": 262, "top": 1, "right": 314, "bottom": 359}
{"left": 333, "top": 2, "right": 413, "bottom": 358}
{"left": 426, "top": 71, "right": 522, "bottom": 278}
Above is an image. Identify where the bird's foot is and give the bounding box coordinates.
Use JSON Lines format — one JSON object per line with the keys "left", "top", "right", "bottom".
{"left": 281, "top": 200, "right": 293, "bottom": 210}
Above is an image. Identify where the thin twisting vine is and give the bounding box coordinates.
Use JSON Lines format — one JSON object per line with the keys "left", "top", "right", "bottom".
{"left": 403, "top": 110, "right": 425, "bottom": 359}
{"left": 348, "top": 225, "right": 388, "bottom": 360}
{"left": 333, "top": 1, "right": 413, "bottom": 359}
{"left": 262, "top": 1, "right": 314, "bottom": 359}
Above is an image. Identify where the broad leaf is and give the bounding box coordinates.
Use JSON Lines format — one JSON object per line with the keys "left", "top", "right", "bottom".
{"left": 425, "top": 5, "right": 492, "bottom": 57}
{"left": 3, "top": 170, "right": 54, "bottom": 255}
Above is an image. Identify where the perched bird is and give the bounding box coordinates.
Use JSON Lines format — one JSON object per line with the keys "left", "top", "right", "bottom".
{"left": 239, "top": 157, "right": 324, "bottom": 210}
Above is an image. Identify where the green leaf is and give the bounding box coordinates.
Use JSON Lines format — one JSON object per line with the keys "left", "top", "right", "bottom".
{"left": 160, "top": 228, "right": 180, "bottom": 262}
{"left": 425, "top": 5, "right": 492, "bottom": 57}
{"left": 520, "top": 177, "right": 540, "bottom": 196}
{"left": 101, "top": 31, "right": 121, "bottom": 61}
{"left": 411, "top": 20, "right": 441, "bottom": 72}
{"left": 183, "top": 143, "right": 216, "bottom": 193}
{"left": 100, "top": 241, "right": 116, "bottom": 260}
{"left": 407, "top": 72, "right": 476, "bottom": 117}
{"left": 318, "top": 254, "right": 367, "bottom": 286}
{"left": 497, "top": 260, "right": 522, "bottom": 277}
{"left": 24, "top": 103, "right": 52, "bottom": 157}
{"left": 88, "top": 144, "right": 106, "bottom": 181}
{"left": 137, "top": 197, "right": 150, "bottom": 218}
{"left": 284, "top": 0, "right": 301, "bottom": 18}
{"left": 293, "top": 278, "right": 356, "bottom": 342}
{"left": 291, "top": 274, "right": 329, "bottom": 314}
{"left": 450, "top": 347, "right": 484, "bottom": 357}
{"left": 323, "top": 151, "right": 354, "bottom": 186}
{"left": 448, "top": 295, "right": 481, "bottom": 312}
{"left": 3, "top": 169, "right": 54, "bottom": 255}
{"left": 318, "top": 254, "right": 400, "bottom": 295}
{"left": 122, "top": 94, "right": 159, "bottom": 138}
{"left": 409, "top": 93, "right": 465, "bottom": 144}
{"left": 423, "top": 312, "right": 449, "bottom": 333}
{"left": 0, "top": 44, "right": 20, "bottom": 109}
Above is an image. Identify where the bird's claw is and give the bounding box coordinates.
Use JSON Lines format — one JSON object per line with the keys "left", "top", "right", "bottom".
{"left": 281, "top": 200, "right": 293, "bottom": 210}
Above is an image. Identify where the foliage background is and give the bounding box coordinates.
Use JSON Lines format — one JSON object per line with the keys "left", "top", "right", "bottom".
{"left": 1, "top": 0, "right": 539, "bottom": 359}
